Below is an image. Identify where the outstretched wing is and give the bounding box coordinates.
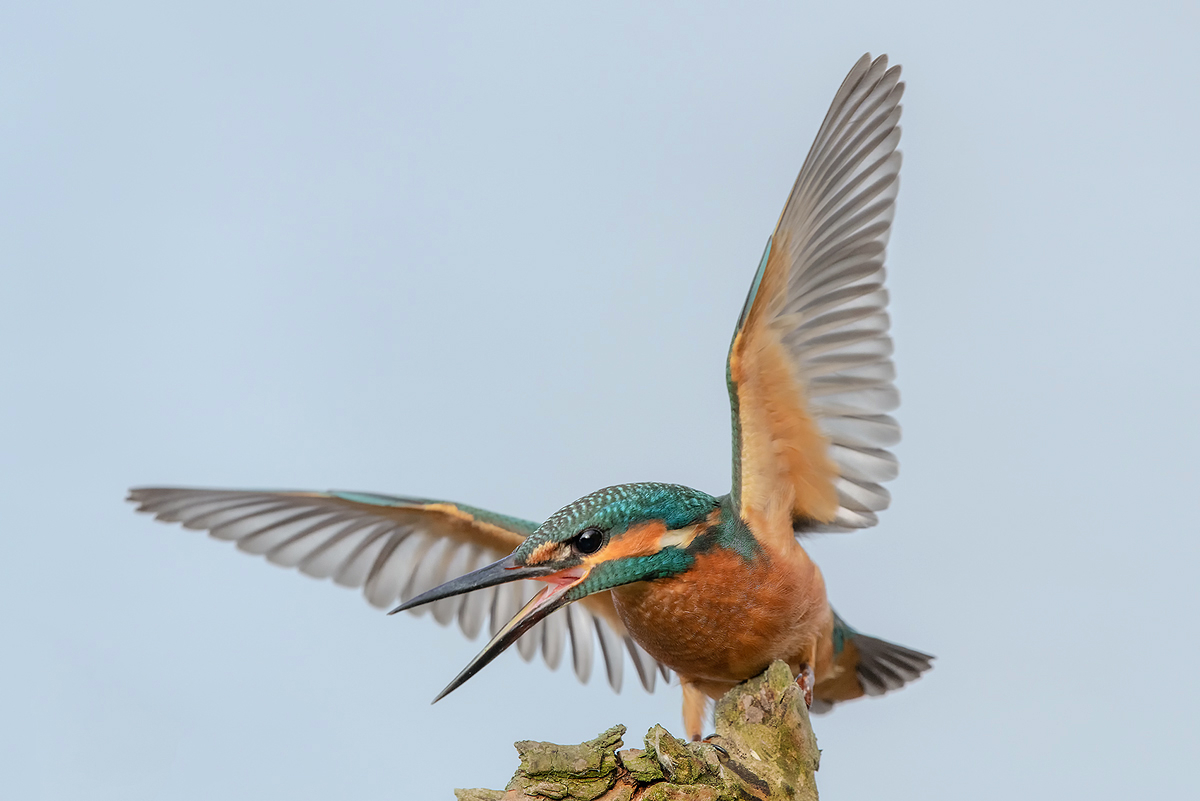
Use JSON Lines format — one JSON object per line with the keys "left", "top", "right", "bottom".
{"left": 727, "top": 54, "right": 903, "bottom": 537}
{"left": 128, "top": 487, "right": 668, "bottom": 693}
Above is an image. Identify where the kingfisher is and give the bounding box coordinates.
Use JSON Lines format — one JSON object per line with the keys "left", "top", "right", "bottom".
{"left": 129, "top": 53, "right": 932, "bottom": 741}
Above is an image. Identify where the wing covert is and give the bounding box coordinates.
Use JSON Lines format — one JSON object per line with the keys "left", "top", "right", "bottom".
{"left": 128, "top": 487, "right": 666, "bottom": 692}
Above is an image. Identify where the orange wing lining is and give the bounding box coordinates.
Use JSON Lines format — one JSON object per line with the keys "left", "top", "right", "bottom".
{"left": 419, "top": 502, "right": 530, "bottom": 552}
{"left": 313, "top": 494, "right": 529, "bottom": 555}
{"left": 813, "top": 640, "right": 866, "bottom": 704}
{"left": 729, "top": 234, "right": 839, "bottom": 527}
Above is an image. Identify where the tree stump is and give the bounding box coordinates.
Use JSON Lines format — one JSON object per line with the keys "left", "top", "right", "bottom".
{"left": 455, "top": 660, "right": 820, "bottom": 801}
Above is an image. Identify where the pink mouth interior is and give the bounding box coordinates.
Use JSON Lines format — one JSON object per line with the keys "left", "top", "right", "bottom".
{"left": 531, "top": 567, "right": 586, "bottom": 605}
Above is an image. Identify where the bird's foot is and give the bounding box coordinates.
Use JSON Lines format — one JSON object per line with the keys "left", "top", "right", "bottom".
{"left": 795, "top": 664, "right": 814, "bottom": 708}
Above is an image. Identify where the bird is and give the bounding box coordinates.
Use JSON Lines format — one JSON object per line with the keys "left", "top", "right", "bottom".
{"left": 129, "top": 53, "right": 932, "bottom": 742}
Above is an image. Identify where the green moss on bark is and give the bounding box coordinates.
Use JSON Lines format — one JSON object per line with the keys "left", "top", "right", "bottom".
{"left": 453, "top": 660, "right": 820, "bottom": 800}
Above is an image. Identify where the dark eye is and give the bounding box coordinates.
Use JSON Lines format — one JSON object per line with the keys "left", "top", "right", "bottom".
{"left": 574, "top": 528, "right": 604, "bottom": 555}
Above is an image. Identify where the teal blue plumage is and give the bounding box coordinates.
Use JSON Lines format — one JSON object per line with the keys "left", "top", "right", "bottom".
{"left": 727, "top": 238, "right": 773, "bottom": 511}
{"left": 517, "top": 483, "right": 719, "bottom": 554}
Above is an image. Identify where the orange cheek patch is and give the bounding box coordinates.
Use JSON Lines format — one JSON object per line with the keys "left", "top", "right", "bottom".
{"left": 585, "top": 521, "right": 705, "bottom": 566}
{"left": 587, "top": 521, "right": 669, "bottom": 565}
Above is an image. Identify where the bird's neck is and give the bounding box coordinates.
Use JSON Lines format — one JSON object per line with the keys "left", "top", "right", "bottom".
{"left": 686, "top": 495, "right": 763, "bottom": 564}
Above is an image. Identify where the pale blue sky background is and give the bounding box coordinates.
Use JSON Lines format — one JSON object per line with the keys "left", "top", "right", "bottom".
{"left": 3, "top": 3, "right": 1198, "bottom": 799}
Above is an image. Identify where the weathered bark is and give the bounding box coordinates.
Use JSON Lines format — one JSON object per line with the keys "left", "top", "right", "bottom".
{"left": 455, "top": 660, "right": 820, "bottom": 801}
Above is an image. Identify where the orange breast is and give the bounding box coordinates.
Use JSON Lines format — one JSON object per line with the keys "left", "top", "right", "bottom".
{"left": 610, "top": 541, "right": 833, "bottom": 685}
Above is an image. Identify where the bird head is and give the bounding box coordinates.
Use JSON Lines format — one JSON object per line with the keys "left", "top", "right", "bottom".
{"left": 391, "top": 482, "right": 720, "bottom": 699}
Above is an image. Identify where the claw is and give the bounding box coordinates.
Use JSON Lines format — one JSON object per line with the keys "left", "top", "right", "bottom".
{"left": 795, "top": 664, "right": 814, "bottom": 708}
{"left": 706, "top": 742, "right": 730, "bottom": 759}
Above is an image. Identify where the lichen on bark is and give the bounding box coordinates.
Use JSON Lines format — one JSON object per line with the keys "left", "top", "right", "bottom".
{"left": 454, "top": 660, "right": 820, "bottom": 801}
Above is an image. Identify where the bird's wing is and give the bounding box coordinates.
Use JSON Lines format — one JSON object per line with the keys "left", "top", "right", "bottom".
{"left": 727, "top": 54, "right": 903, "bottom": 538}
{"left": 128, "top": 487, "right": 669, "bottom": 693}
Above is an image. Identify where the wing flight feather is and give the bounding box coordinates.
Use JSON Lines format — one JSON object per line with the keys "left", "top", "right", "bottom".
{"left": 728, "top": 53, "right": 904, "bottom": 537}
{"left": 128, "top": 486, "right": 665, "bottom": 692}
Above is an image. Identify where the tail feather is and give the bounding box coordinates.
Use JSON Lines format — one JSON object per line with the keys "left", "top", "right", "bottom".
{"left": 811, "top": 613, "right": 933, "bottom": 713}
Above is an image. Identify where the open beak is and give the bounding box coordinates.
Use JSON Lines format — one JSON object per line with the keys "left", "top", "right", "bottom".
{"left": 388, "top": 553, "right": 589, "bottom": 702}
{"left": 388, "top": 553, "right": 558, "bottom": 616}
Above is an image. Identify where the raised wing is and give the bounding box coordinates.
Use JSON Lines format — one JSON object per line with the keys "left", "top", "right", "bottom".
{"left": 727, "top": 54, "right": 903, "bottom": 536}
{"left": 128, "top": 487, "right": 667, "bottom": 693}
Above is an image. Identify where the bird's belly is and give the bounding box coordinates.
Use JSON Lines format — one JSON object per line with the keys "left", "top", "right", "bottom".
{"left": 610, "top": 547, "right": 828, "bottom": 684}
